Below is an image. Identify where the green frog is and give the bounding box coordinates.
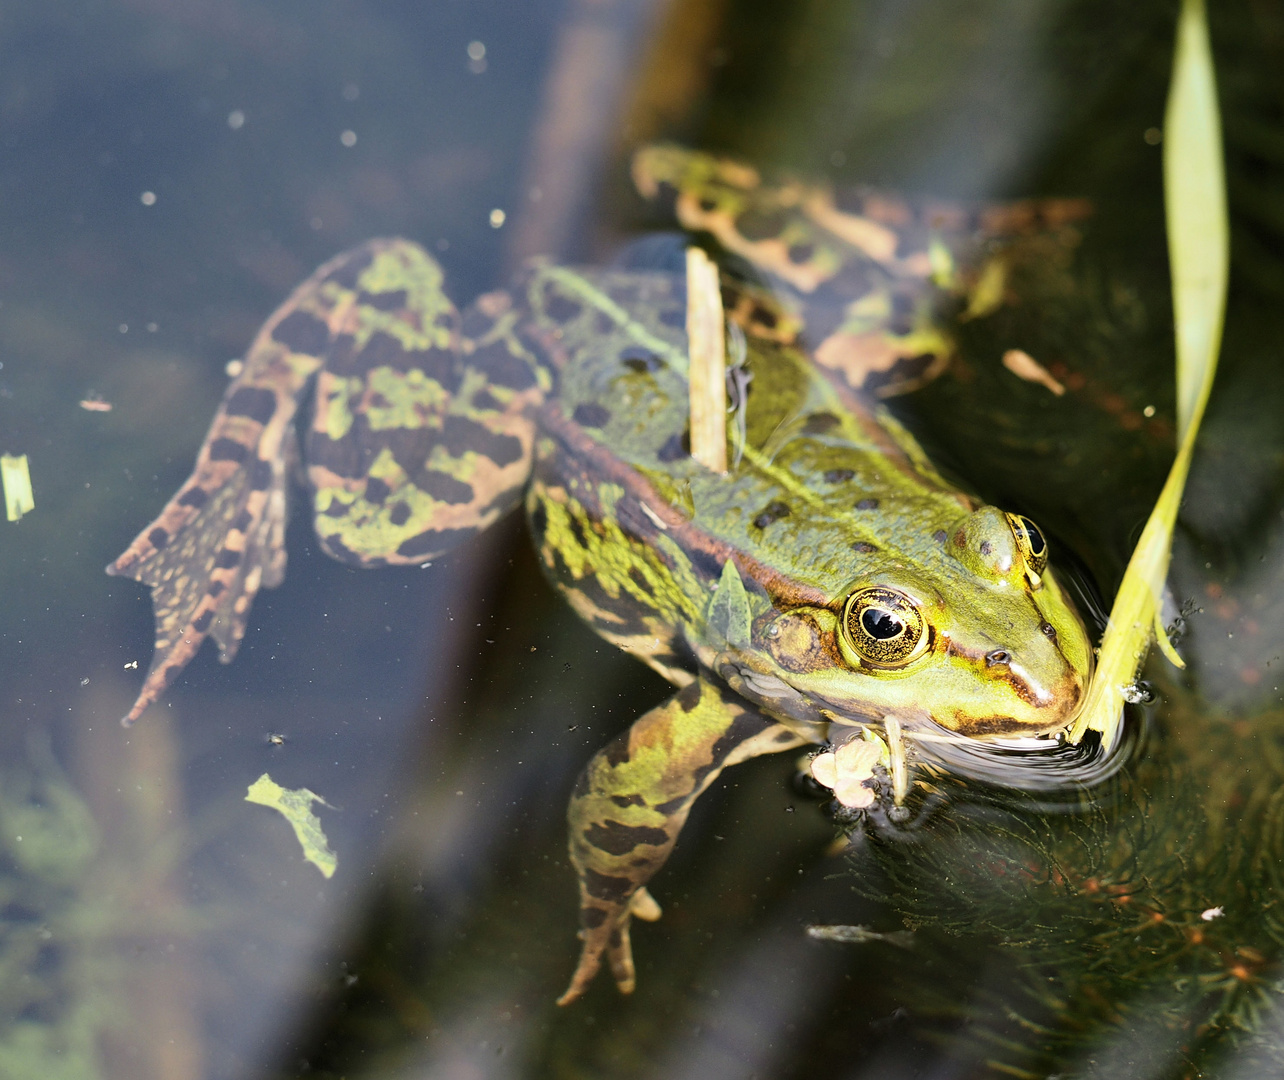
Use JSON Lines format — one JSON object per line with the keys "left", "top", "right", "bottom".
{"left": 107, "top": 146, "right": 1093, "bottom": 1004}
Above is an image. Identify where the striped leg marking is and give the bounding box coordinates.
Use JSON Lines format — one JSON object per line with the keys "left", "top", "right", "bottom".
{"left": 558, "top": 675, "right": 805, "bottom": 1004}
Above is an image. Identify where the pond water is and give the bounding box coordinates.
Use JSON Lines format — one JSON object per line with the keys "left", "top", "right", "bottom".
{"left": 1, "top": 1, "right": 1283, "bottom": 1078}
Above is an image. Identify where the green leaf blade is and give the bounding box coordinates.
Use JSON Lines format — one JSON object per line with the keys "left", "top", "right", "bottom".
{"left": 245, "top": 773, "right": 338, "bottom": 878}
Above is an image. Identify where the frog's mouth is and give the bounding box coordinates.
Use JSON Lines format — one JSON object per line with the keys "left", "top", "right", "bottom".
{"left": 714, "top": 654, "right": 833, "bottom": 743}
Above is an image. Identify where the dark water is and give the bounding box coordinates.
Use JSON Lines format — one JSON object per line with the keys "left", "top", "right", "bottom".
{"left": 1, "top": 1, "right": 1282, "bottom": 1078}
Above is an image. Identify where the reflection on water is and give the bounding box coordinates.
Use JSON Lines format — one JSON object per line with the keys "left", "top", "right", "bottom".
{"left": 0, "top": 0, "right": 1283, "bottom": 1078}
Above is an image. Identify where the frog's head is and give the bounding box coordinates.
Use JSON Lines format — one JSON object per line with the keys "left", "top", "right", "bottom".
{"left": 728, "top": 506, "right": 1093, "bottom": 739}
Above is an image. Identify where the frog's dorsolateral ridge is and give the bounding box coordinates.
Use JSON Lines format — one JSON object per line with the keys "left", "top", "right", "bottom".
{"left": 107, "top": 147, "right": 1093, "bottom": 1005}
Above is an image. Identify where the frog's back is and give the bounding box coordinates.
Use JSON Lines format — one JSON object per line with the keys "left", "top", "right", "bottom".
{"left": 518, "top": 262, "right": 976, "bottom": 682}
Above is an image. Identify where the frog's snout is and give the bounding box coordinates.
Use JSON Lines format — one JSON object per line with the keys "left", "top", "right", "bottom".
{"left": 942, "top": 645, "right": 1086, "bottom": 737}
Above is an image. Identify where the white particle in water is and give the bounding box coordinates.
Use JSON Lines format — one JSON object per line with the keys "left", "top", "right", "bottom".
{"left": 1201, "top": 906, "right": 1224, "bottom": 921}
{"left": 227, "top": 109, "right": 245, "bottom": 130}
{"left": 489, "top": 208, "right": 506, "bottom": 228}
{"left": 340, "top": 129, "right": 357, "bottom": 147}
{"left": 140, "top": 190, "right": 156, "bottom": 206}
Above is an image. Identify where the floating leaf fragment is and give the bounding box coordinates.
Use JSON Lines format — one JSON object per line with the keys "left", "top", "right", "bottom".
{"left": 1, "top": 454, "right": 34, "bottom": 522}
{"left": 1069, "top": 0, "right": 1227, "bottom": 748}
{"left": 810, "top": 736, "right": 882, "bottom": 809}
{"left": 245, "top": 773, "right": 337, "bottom": 878}
{"left": 1002, "top": 348, "right": 1065, "bottom": 396}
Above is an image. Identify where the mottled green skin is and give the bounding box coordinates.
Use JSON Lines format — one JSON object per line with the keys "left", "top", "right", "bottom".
{"left": 519, "top": 262, "right": 1089, "bottom": 739}
{"left": 110, "top": 148, "right": 1094, "bottom": 1005}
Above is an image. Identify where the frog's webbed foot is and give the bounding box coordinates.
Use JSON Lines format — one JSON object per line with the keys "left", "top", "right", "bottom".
{"left": 558, "top": 887, "right": 661, "bottom": 1005}
{"left": 106, "top": 241, "right": 385, "bottom": 723}
{"left": 557, "top": 676, "right": 805, "bottom": 1004}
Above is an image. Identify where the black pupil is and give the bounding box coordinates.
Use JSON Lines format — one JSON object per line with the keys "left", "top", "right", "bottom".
{"left": 862, "top": 608, "right": 903, "bottom": 640}
{"left": 1023, "top": 519, "right": 1047, "bottom": 556}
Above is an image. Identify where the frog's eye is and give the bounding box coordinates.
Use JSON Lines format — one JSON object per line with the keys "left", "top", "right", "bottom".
{"left": 841, "top": 587, "right": 929, "bottom": 668}
{"left": 1005, "top": 513, "right": 1048, "bottom": 583}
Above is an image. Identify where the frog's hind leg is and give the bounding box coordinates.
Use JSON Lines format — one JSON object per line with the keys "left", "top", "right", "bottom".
{"left": 109, "top": 238, "right": 547, "bottom": 725}
{"left": 107, "top": 241, "right": 398, "bottom": 724}
{"left": 558, "top": 675, "right": 806, "bottom": 1005}
{"left": 306, "top": 267, "right": 548, "bottom": 567}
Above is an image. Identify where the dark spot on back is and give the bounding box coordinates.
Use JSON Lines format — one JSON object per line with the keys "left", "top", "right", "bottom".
{"left": 178, "top": 487, "right": 209, "bottom": 508}
{"left": 224, "top": 386, "right": 278, "bottom": 425}
{"left": 544, "top": 294, "right": 583, "bottom": 324}
{"left": 620, "top": 345, "right": 663, "bottom": 373}
{"left": 191, "top": 610, "right": 213, "bottom": 633}
{"left": 855, "top": 498, "right": 880, "bottom": 511}
{"left": 364, "top": 477, "right": 391, "bottom": 505}
{"left": 802, "top": 412, "right": 840, "bottom": 435}
{"left": 823, "top": 469, "right": 855, "bottom": 483}
{"left": 572, "top": 402, "right": 611, "bottom": 429}
{"left": 933, "top": 529, "right": 948, "bottom": 544}
{"left": 657, "top": 432, "right": 687, "bottom": 463}
{"left": 389, "top": 502, "right": 411, "bottom": 527}
{"left": 147, "top": 527, "right": 169, "bottom": 550}
{"left": 272, "top": 310, "right": 331, "bottom": 355}
{"left": 208, "top": 437, "right": 249, "bottom": 464}
{"left": 753, "top": 501, "right": 790, "bottom": 528}
{"left": 214, "top": 548, "right": 241, "bottom": 569}
{"left": 751, "top": 304, "right": 778, "bottom": 330}
{"left": 231, "top": 510, "right": 253, "bottom": 532}
{"left": 207, "top": 580, "right": 225, "bottom": 598}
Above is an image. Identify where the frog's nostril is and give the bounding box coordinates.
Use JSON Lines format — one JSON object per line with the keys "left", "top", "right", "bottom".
{"left": 985, "top": 649, "right": 1012, "bottom": 667}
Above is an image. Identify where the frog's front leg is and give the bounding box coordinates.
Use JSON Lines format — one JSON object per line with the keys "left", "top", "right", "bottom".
{"left": 558, "top": 675, "right": 806, "bottom": 1005}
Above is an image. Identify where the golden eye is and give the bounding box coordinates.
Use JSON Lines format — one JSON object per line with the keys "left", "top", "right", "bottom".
{"left": 841, "top": 587, "right": 928, "bottom": 668}
{"left": 1005, "top": 513, "right": 1049, "bottom": 581}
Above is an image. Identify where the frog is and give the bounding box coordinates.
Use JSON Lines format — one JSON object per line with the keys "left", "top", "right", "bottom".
{"left": 107, "top": 145, "right": 1094, "bottom": 1004}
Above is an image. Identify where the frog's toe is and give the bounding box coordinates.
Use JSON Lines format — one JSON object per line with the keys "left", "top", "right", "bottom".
{"left": 557, "top": 907, "right": 641, "bottom": 1005}
{"left": 557, "top": 928, "right": 611, "bottom": 1006}
{"left": 606, "top": 923, "right": 637, "bottom": 995}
